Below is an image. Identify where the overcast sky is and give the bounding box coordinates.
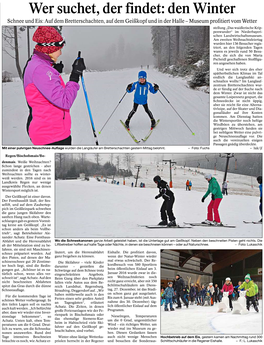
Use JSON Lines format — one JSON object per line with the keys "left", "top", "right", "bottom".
{"left": 3, "top": 26, "right": 154, "bottom": 76}
{"left": 94, "top": 153, "right": 262, "bottom": 176}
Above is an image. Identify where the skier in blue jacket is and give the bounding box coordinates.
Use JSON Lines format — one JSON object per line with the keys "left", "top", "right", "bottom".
{"left": 125, "top": 70, "right": 158, "bottom": 129}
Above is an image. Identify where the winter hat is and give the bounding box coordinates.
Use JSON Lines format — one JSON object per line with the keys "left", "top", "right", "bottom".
{"left": 245, "top": 274, "right": 251, "bottom": 281}
{"left": 33, "top": 26, "right": 65, "bottom": 54}
{"left": 257, "top": 176, "right": 262, "bottom": 184}
{"left": 138, "top": 70, "right": 147, "bottom": 80}
{"left": 209, "top": 282, "right": 213, "bottom": 285}
{"left": 204, "top": 173, "right": 212, "bottom": 180}
{"left": 225, "top": 277, "right": 231, "bottom": 281}
{"left": 153, "top": 175, "right": 161, "bottom": 183}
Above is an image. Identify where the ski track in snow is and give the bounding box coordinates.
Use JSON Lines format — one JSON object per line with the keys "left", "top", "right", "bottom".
{"left": 55, "top": 168, "right": 262, "bottom": 238}
{"left": 161, "top": 302, "right": 262, "bottom": 335}
{"left": 2, "top": 67, "right": 209, "bottom": 146}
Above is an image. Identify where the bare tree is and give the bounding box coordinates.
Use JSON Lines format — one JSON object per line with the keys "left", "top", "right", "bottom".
{"left": 115, "top": 155, "right": 120, "bottom": 172}
{"left": 94, "top": 153, "right": 101, "bottom": 166}
{"left": 55, "top": 153, "right": 66, "bottom": 179}
{"left": 174, "top": 27, "right": 180, "bottom": 63}
{"left": 151, "top": 27, "right": 162, "bottom": 69}
{"left": 201, "top": 26, "right": 210, "bottom": 50}
{"left": 3, "top": 26, "right": 22, "bottom": 79}
{"left": 19, "top": 26, "right": 35, "bottom": 59}
{"left": 123, "top": 153, "right": 134, "bottom": 171}
{"left": 168, "top": 27, "right": 171, "bottom": 66}
{"left": 3, "top": 26, "right": 63, "bottom": 79}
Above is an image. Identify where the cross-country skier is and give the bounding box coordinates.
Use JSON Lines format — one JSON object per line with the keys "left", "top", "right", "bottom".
{"left": 173, "top": 274, "right": 189, "bottom": 309}
{"left": 125, "top": 71, "right": 158, "bottom": 129}
{"left": 153, "top": 175, "right": 176, "bottom": 227}
{"left": 257, "top": 176, "right": 262, "bottom": 222}
{"left": 164, "top": 282, "right": 175, "bottom": 311}
{"left": 201, "top": 174, "right": 223, "bottom": 225}
{"left": 238, "top": 274, "right": 259, "bottom": 312}
{"left": 23, "top": 26, "right": 86, "bottom": 145}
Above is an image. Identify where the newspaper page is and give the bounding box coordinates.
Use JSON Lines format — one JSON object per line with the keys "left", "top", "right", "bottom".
{"left": 0, "top": 0, "right": 263, "bottom": 344}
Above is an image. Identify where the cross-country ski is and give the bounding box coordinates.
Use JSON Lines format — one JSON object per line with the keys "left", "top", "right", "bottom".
{"left": 120, "top": 120, "right": 140, "bottom": 143}
{"left": 141, "top": 119, "right": 160, "bottom": 142}
{"left": 120, "top": 118, "right": 160, "bottom": 144}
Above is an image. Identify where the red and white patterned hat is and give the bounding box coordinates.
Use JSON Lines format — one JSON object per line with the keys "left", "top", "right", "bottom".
{"left": 33, "top": 26, "right": 65, "bottom": 54}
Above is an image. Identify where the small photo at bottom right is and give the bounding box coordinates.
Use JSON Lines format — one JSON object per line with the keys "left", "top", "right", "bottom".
{"left": 160, "top": 249, "right": 262, "bottom": 335}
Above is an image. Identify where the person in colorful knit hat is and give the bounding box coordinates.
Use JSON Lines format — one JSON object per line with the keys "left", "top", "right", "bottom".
{"left": 238, "top": 274, "right": 259, "bottom": 312}
{"left": 23, "top": 26, "right": 86, "bottom": 145}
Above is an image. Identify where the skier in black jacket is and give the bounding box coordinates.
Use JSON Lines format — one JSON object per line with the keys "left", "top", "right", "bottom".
{"left": 173, "top": 274, "right": 189, "bottom": 308}
{"left": 153, "top": 175, "right": 176, "bottom": 227}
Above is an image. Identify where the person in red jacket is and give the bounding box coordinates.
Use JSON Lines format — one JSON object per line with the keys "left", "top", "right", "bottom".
{"left": 221, "top": 277, "right": 234, "bottom": 310}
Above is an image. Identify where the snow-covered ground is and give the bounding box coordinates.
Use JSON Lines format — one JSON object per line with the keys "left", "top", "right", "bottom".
{"left": 160, "top": 301, "right": 262, "bottom": 335}
{"left": 3, "top": 67, "right": 209, "bottom": 146}
{"left": 55, "top": 165, "right": 262, "bottom": 238}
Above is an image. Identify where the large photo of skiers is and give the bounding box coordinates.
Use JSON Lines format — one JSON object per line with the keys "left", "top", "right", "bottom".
{"left": 55, "top": 153, "right": 262, "bottom": 238}
{"left": 3, "top": 25, "right": 209, "bottom": 146}
{"left": 160, "top": 250, "right": 262, "bottom": 334}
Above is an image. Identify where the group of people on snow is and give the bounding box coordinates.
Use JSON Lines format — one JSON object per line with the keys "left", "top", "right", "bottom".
{"left": 161, "top": 274, "right": 259, "bottom": 313}
{"left": 154, "top": 174, "right": 262, "bottom": 226}
{"left": 23, "top": 26, "right": 159, "bottom": 146}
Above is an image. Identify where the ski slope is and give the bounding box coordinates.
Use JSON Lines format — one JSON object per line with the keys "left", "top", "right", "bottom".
{"left": 2, "top": 67, "right": 209, "bottom": 146}
{"left": 161, "top": 302, "right": 262, "bottom": 335}
{"left": 55, "top": 166, "right": 262, "bottom": 238}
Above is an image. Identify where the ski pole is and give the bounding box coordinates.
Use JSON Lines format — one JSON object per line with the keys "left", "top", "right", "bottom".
{"left": 158, "top": 89, "right": 195, "bottom": 136}
{"left": 98, "top": 91, "right": 127, "bottom": 134}
{"left": 77, "top": 51, "right": 99, "bottom": 145}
